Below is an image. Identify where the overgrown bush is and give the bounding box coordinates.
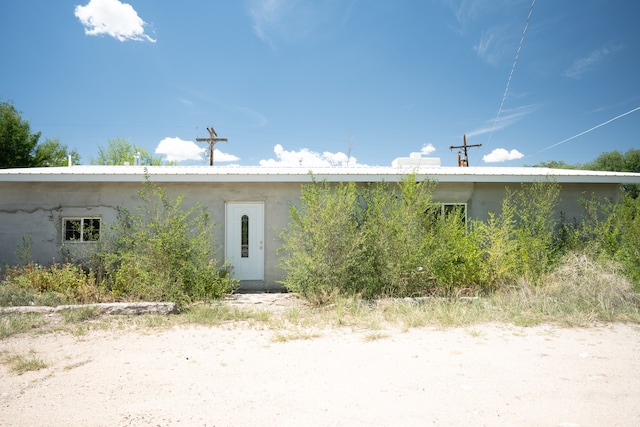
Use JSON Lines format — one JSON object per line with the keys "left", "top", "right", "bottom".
{"left": 1, "top": 262, "right": 100, "bottom": 306}
{"left": 557, "top": 192, "right": 640, "bottom": 291}
{"left": 279, "top": 177, "right": 588, "bottom": 304}
{"left": 277, "top": 180, "right": 366, "bottom": 304}
{"left": 95, "top": 179, "right": 236, "bottom": 307}
{"left": 474, "top": 180, "right": 561, "bottom": 287}
{"left": 359, "top": 179, "right": 484, "bottom": 296}
{"left": 1, "top": 179, "right": 236, "bottom": 308}
{"left": 278, "top": 176, "right": 485, "bottom": 303}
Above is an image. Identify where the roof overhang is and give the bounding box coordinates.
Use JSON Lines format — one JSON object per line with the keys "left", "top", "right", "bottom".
{"left": 1, "top": 165, "right": 639, "bottom": 184}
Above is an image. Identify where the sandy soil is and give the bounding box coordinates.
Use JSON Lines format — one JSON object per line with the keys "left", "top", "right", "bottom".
{"left": 1, "top": 295, "right": 639, "bottom": 426}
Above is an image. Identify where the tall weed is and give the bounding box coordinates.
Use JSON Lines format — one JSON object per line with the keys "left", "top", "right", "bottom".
{"left": 96, "top": 178, "right": 236, "bottom": 307}
{"left": 278, "top": 176, "right": 484, "bottom": 302}
{"left": 278, "top": 180, "right": 366, "bottom": 304}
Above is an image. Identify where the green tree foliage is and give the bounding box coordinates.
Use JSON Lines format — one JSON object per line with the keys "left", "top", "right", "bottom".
{"left": 0, "top": 100, "right": 41, "bottom": 167}
{"left": 584, "top": 150, "right": 627, "bottom": 172}
{"left": 534, "top": 149, "right": 640, "bottom": 173}
{"left": 33, "top": 138, "right": 80, "bottom": 167}
{"left": 0, "top": 100, "right": 79, "bottom": 168}
{"left": 91, "top": 137, "right": 164, "bottom": 166}
{"left": 535, "top": 149, "right": 640, "bottom": 198}
{"left": 583, "top": 149, "right": 640, "bottom": 198}
{"left": 96, "top": 178, "right": 236, "bottom": 306}
{"left": 532, "top": 160, "right": 577, "bottom": 169}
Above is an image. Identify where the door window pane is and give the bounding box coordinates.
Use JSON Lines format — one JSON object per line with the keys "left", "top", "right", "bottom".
{"left": 241, "top": 215, "right": 249, "bottom": 258}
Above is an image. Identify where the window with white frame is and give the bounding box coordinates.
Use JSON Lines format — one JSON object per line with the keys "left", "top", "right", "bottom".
{"left": 63, "top": 218, "right": 101, "bottom": 242}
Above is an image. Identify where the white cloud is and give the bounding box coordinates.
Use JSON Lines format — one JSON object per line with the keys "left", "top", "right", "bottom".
{"left": 155, "top": 137, "right": 240, "bottom": 163}
{"left": 466, "top": 104, "right": 536, "bottom": 138}
{"left": 421, "top": 143, "right": 436, "bottom": 155}
{"left": 248, "top": 0, "right": 347, "bottom": 49}
{"left": 563, "top": 46, "right": 620, "bottom": 79}
{"left": 213, "top": 149, "right": 242, "bottom": 163}
{"left": 155, "top": 138, "right": 204, "bottom": 162}
{"left": 482, "top": 148, "right": 524, "bottom": 163}
{"left": 259, "top": 144, "right": 360, "bottom": 167}
{"left": 74, "top": 0, "right": 156, "bottom": 42}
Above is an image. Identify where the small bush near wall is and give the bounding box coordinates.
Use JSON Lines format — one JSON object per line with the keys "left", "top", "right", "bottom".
{"left": 473, "top": 181, "right": 561, "bottom": 287}
{"left": 94, "top": 178, "right": 237, "bottom": 307}
{"left": 566, "top": 193, "right": 640, "bottom": 290}
{"left": 1, "top": 179, "right": 236, "bottom": 308}
{"left": 1, "top": 262, "right": 100, "bottom": 306}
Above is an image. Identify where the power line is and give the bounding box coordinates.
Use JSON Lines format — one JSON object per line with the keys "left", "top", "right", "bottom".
{"left": 486, "top": 0, "right": 536, "bottom": 146}
{"left": 536, "top": 106, "right": 640, "bottom": 155}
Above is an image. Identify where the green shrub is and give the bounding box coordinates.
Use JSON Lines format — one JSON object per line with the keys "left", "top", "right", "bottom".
{"left": 473, "top": 180, "right": 561, "bottom": 288}
{"left": 564, "top": 193, "right": 640, "bottom": 290}
{"left": 512, "top": 180, "right": 561, "bottom": 283}
{"left": 278, "top": 176, "right": 484, "bottom": 302}
{"left": 358, "top": 178, "right": 440, "bottom": 297}
{"left": 278, "top": 179, "right": 366, "bottom": 304}
{"left": 612, "top": 195, "right": 640, "bottom": 288}
{"left": 1, "top": 262, "right": 99, "bottom": 306}
{"left": 359, "top": 178, "right": 483, "bottom": 296}
{"left": 96, "top": 178, "right": 236, "bottom": 307}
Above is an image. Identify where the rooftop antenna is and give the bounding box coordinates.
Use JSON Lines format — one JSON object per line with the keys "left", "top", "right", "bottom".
{"left": 196, "top": 127, "right": 228, "bottom": 166}
{"left": 449, "top": 134, "right": 482, "bottom": 167}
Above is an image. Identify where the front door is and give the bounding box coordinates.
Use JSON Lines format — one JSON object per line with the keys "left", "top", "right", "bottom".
{"left": 225, "top": 202, "right": 265, "bottom": 281}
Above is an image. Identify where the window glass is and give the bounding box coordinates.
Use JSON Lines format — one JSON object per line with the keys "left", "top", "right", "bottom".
{"left": 65, "top": 219, "right": 82, "bottom": 241}
{"left": 241, "top": 215, "right": 249, "bottom": 258}
{"left": 84, "top": 218, "right": 101, "bottom": 241}
{"left": 63, "top": 218, "right": 101, "bottom": 242}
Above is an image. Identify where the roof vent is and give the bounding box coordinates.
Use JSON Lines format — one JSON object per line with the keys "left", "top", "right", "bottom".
{"left": 392, "top": 153, "right": 441, "bottom": 168}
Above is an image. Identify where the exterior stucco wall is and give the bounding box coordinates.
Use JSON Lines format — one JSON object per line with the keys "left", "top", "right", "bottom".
{"left": 0, "top": 179, "right": 624, "bottom": 290}
{"left": 0, "top": 181, "right": 301, "bottom": 290}
{"left": 468, "top": 182, "right": 622, "bottom": 222}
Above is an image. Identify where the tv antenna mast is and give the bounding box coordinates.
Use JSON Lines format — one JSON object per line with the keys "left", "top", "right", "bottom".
{"left": 449, "top": 134, "right": 482, "bottom": 167}
{"left": 196, "top": 127, "right": 228, "bottom": 166}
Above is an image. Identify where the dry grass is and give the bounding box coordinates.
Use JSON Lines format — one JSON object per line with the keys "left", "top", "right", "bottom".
{"left": 1, "top": 350, "right": 47, "bottom": 374}
{"left": 1, "top": 253, "right": 638, "bottom": 341}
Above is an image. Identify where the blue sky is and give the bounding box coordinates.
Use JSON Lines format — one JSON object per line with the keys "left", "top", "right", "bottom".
{"left": 1, "top": 0, "right": 639, "bottom": 167}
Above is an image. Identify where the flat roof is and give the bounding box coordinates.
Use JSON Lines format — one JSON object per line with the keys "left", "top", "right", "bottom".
{"left": 1, "top": 165, "right": 639, "bottom": 184}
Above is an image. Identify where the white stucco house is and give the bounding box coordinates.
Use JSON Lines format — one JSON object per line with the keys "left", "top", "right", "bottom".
{"left": 1, "top": 161, "right": 639, "bottom": 291}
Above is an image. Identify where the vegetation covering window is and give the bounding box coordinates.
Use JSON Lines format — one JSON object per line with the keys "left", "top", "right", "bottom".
{"left": 63, "top": 218, "right": 101, "bottom": 242}
{"left": 433, "top": 203, "right": 467, "bottom": 224}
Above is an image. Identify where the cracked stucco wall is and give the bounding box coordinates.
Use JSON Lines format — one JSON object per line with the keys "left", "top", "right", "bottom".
{"left": 0, "top": 180, "right": 622, "bottom": 289}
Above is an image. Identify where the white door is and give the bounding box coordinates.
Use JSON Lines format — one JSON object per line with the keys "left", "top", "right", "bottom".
{"left": 225, "top": 202, "right": 265, "bottom": 281}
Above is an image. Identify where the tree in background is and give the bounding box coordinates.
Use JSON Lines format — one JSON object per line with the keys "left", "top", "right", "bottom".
{"left": 535, "top": 149, "right": 640, "bottom": 198}
{"left": 0, "top": 101, "right": 39, "bottom": 167}
{"left": 535, "top": 149, "right": 640, "bottom": 172}
{"left": 91, "top": 137, "right": 166, "bottom": 166}
{"left": 33, "top": 138, "right": 81, "bottom": 167}
{"left": 0, "top": 100, "right": 79, "bottom": 168}
{"left": 584, "top": 149, "right": 640, "bottom": 198}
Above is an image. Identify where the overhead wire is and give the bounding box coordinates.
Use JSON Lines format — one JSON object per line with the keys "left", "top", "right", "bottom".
{"left": 485, "top": 0, "right": 536, "bottom": 146}
{"left": 535, "top": 106, "right": 640, "bottom": 155}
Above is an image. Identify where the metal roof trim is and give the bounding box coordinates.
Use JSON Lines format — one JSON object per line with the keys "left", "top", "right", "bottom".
{"left": 0, "top": 165, "right": 639, "bottom": 184}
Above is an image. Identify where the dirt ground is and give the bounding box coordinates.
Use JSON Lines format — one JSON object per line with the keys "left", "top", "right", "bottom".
{"left": 1, "top": 294, "right": 639, "bottom": 426}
